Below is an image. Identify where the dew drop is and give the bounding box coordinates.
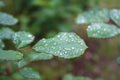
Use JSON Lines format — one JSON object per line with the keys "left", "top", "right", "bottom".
{"left": 45, "top": 44, "right": 48, "bottom": 46}
{"left": 71, "top": 47, "right": 75, "bottom": 50}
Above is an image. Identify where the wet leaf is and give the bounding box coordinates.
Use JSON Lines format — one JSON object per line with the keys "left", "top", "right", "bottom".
{"left": 63, "top": 74, "right": 91, "bottom": 80}
{"left": 0, "top": 12, "right": 18, "bottom": 25}
{"left": 16, "top": 59, "right": 28, "bottom": 68}
{"left": 0, "top": 27, "right": 14, "bottom": 40}
{"left": 27, "top": 51, "right": 53, "bottom": 61}
{"left": 16, "top": 51, "right": 53, "bottom": 68}
{"left": 19, "top": 67, "right": 41, "bottom": 79}
{"left": 0, "top": 49, "right": 23, "bottom": 60}
{"left": 110, "top": 9, "right": 120, "bottom": 26}
{"left": 12, "top": 31, "right": 35, "bottom": 49}
{"left": 0, "top": 40, "right": 5, "bottom": 49}
{"left": 76, "top": 8, "right": 109, "bottom": 24}
{"left": 87, "top": 23, "right": 120, "bottom": 38}
{"left": 33, "top": 32, "right": 87, "bottom": 59}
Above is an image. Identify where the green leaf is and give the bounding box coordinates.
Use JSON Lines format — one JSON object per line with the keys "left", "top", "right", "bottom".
{"left": 33, "top": 32, "right": 87, "bottom": 59}
{"left": 0, "top": 12, "right": 18, "bottom": 25}
{"left": 63, "top": 74, "right": 91, "bottom": 80}
{"left": 76, "top": 8, "right": 109, "bottom": 24}
{"left": 87, "top": 23, "right": 120, "bottom": 38}
{"left": 16, "top": 59, "right": 28, "bottom": 68}
{"left": 0, "top": 49, "right": 23, "bottom": 60}
{"left": 0, "top": 27, "right": 14, "bottom": 40}
{"left": 110, "top": 9, "right": 120, "bottom": 26}
{"left": 19, "top": 67, "right": 41, "bottom": 79}
{"left": 0, "top": 40, "right": 5, "bottom": 49}
{"left": 16, "top": 50, "right": 53, "bottom": 68}
{"left": 12, "top": 31, "right": 35, "bottom": 49}
{"left": 27, "top": 51, "right": 53, "bottom": 61}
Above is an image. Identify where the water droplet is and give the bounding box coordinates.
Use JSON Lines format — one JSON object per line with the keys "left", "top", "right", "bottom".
{"left": 28, "top": 34, "right": 32, "bottom": 37}
{"left": 45, "top": 44, "right": 48, "bottom": 46}
{"left": 72, "top": 47, "right": 75, "bottom": 49}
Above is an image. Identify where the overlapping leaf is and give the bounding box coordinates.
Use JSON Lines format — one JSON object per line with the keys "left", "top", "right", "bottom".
{"left": 0, "top": 40, "right": 5, "bottom": 49}
{"left": 33, "top": 32, "right": 87, "bottom": 59}
{"left": 63, "top": 74, "right": 91, "bottom": 80}
{"left": 87, "top": 23, "right": 120, "bottom": 38}
{"left": 76, "top": 8, "right": 109, "bottom": 24}
{"left": 16, "top": 50, "right": 53, "bottom": 68}
{"left": 12, "top": 31, "right": 35, "bottom": 49}
{"left": 0, "top": 49, "right": 23, "bottom": 60}
{"left": 110, "top": 9, "right": 120, "bottom": 26}
{"left": 19, "top": 67, "right": 41, "bottom": 79}
{"left": 0, "top": 12, "right": 18, "bottom": 25}
{"left": 0, "top": 27, "right": 14, "bottom": 40}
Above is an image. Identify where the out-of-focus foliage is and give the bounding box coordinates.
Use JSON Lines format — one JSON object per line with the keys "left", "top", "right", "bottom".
{"left": 0, "top": 27, "right": 14, "bottom": 40}
{"left": 0, "top": 12, "right": 18, "bottom": 25}
{"left": 76, "top": 8, "right": 109, "bottom": 24}
{"left": 19, "top": 67, "right": 41, "bottom": 80}
{"left": 87, "top": 23, "right": 120, "bottom": 38}
{"left": 0, "top": 49, "right": 23, "bottom": 60}
{"left": 12, "top": 0, "right": 99, "bottom": 37}
{"left": 63, "top": 74, "right": 91, "bottom": 80}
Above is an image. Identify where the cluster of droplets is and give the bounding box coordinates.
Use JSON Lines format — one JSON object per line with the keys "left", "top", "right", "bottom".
{"left": 34, "top": 32, "right": 87, "bottom": 58}
{"left": 76, "top": 8, "right": 109, "bottom": 24}
{"left": 87, "top": 23, "right": 120, "bottom": 38}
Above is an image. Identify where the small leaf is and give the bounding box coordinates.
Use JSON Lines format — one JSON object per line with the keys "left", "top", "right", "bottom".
{"left": 12, "top": 31, "right": 35, "bottom": 49}
{"left": 16, "top": 50, "right": 53, "bottom": 68}
{"left": 0, "top": 49, "right": 23, "bottom": 60}
{"left": 27, "top": 51, "right": 53, "bottom": 61}
{"left": 87, "top": 23, "right": 120, "bottom": 38}
{"left": 63, "top": 74, "right": 91, "bottom": 80}
{"left": 0, "top": 12, "right": 18, "bottom": 25}
{"left": 76, "top": 8, "right": 109, "bottom": 24}
{"left": 33, "top": 32, "right": 87, "bottom": 59}
{"left": 16, "top": 51, "right": 53, "bottom": 68}
{"left": 0, "top": 27, "right": 14, "bottom": 40}
{"left": 19, "top": 67, "right": 41, "bottom": 79}
{"left": 110, "top": 9, "right": 120, "bottom": 26}
{"left": 0, "top": 40, "right": 5, "bottom": 49}
{"left": 16, "top": 59, "right": 28, "bottom": 68}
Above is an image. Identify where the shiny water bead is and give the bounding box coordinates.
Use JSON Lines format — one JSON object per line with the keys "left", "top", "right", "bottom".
{"left": 110, "top": 9, "right": 120, "bottom": 26}
{"left": 33, "top": 32, "right": 87, "bottom": 59}
{"left": 87, "top": 23, "right": 120, "bottom": 38}
{"left": 76, "top": 8, "right": 109, "bottom": 24}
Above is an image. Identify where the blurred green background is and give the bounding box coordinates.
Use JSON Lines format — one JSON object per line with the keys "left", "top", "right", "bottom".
{"left": 1, "top": 0, "right": 120, "bottom": 80}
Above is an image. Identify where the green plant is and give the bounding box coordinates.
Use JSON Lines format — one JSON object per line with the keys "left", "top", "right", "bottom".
{"left": 0, "top": 1, "right": 120, "bottom": 80}
{"left": 0, "top": 2, "right": 88, "bottom": 79}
